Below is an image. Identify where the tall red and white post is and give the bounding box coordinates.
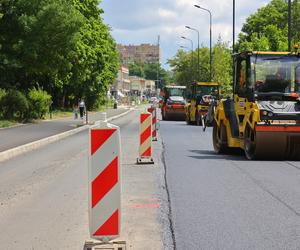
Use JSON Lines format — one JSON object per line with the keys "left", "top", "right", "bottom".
{"left": 137, "top": 111, "right": 154, "bottom": 164}
{"left": 147, "top": 107, "right": 158, "bottom": 141}
{"left": 89, "top": 119, "right": 121, "bottom": 243}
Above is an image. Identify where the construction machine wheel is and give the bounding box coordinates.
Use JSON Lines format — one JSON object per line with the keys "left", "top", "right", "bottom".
{"left": 244, "top": 125, "right": 257, "bottom": 160}
{"left": 164, "top": 112, "right": 169, "bottom": 121}
{"left": 213, "top": 122, "right": 228, "bottom": 154}
{"left": 162, "top": 110, "right": 167, "bottom": 121}
{"left": 186, "top": 109, "right": 191, "bottom": 125}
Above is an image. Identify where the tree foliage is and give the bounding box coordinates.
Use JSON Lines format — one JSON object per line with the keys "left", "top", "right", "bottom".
{"left": 168, "top": 37, "right": 232, "bottom": 95}
{"left": 237, "top": 0, "right": 300, "bottom": 51}
{"left": 0, "top": 0, "right": 119, "bottom": 111}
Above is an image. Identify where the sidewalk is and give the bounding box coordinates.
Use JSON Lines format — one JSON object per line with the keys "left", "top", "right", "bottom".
{"left": 0, "top": 108, "right": 130, "bottom": 153}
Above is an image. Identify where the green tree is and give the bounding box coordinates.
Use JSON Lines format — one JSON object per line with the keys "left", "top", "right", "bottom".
{"left": 168, "top": 49, "right": 195, "bottom": 86}
{"left": 69, "top": 0, "right": 119, "bottom": 109}
{"left": 212, "top": 38, "right": 232, "bottom": 95}
{"left": 237, "top": 0, "right": 300, "bottom": 52}
{"left": 128, "top": 63, "right": 145, "bottom": 78}
{"left": 168, "top": 37, "right": 232, "bottom": 95}
{"left": 0, "top": 0, "right": 119, "bottom": 111}
{"left": 168, "top": 47, "right": 211, "bottom": 85}
{"left": 0, "top": 0, "right": 83, "bottom": 92}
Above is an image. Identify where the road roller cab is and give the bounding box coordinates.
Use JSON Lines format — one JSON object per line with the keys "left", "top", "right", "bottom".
{"left": 213, "top": 51, "right": 300, "bottom": 160}
{"left": 160, "top": 85, "right": 187, "bottom": 120}
{"left": 185, "top": 82, "right": 220, "bottom": 125}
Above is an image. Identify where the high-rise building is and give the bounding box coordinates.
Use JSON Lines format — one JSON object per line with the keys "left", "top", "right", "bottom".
{"left": 117, "top": 44, "right": 160, "bottom": 66}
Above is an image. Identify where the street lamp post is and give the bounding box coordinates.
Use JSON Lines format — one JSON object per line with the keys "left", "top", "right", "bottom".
{"left": 185, "top": 26, "right": 200, "bottom": 80}
{"left": 194, "top": 5, "right": 213, "bottom": 81}
{"left": 181, "top": 36, "right": 195, "bottom": 80}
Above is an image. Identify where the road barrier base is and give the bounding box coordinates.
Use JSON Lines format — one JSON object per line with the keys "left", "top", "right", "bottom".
{"left": 84, "top": 240, "right": 126, "bottom": 250}
{"left": 136, "top": 157, "right": 154, "bottom": 165}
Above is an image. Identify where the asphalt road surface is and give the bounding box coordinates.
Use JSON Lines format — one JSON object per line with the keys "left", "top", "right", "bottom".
{"left": 0, "top": 109, "right": 167, "bottom": 250}
{"left": 3, "top": 108, "right": 300, "bottom": 250}
{"left": 160, "top": 119, "right": 300, "bottom": 250}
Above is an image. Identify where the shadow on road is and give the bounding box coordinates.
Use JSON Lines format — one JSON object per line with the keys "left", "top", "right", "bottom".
{"left": 188, "top": 149, "right": 247, "bottom": 161}
{"left": 189, "top": 149, "right": 216, "bottom": 155}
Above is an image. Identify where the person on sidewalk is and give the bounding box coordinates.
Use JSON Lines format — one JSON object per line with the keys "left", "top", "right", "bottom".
{"left": 79, "top": 99, "right": 85, "bottom": 119}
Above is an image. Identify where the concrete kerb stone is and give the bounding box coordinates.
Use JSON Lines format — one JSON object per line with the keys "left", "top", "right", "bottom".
{"left": 0, "top": 108, "right": 134, "bottom": 163}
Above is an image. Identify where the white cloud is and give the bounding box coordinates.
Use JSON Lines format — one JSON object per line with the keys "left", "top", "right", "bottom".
{"left": 158, "top": 8, "right": 177, "bottom": 19}
{"left": 101, "top": 0, "right": 270, "bottom": 67}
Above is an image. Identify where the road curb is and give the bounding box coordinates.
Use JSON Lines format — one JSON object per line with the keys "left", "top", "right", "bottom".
{"left": 0, "top": 108, "right": 134, "bottom": 163}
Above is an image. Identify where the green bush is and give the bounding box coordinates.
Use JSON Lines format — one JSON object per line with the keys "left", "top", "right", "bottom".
{"left": 28, "top": 88, "right": 52, "bottom": 119}
{"left": 0, "top": 89, "right": 29, "bottom": 121}
{"left": 0, "top": 88, "right": 7, "bottom": 118}
{"left": 0, "top": 88, "right": 6, "bottom": 100}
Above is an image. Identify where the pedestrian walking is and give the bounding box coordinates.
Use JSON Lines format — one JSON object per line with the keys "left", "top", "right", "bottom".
{"left": 79, "top": 99, "right": 85, "bottom": 119}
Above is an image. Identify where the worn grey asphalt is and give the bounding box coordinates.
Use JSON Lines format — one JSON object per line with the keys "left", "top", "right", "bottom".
{"left": 0, "top": 108, "right": 128, "bottom": 152}
{"left": 0, "top": 108, "right": 170, "bottom": 250}
{"left": 160, "top": 120, "right": 300, "bottom": 250}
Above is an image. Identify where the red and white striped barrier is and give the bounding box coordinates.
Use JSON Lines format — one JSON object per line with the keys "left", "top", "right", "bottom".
{"left": 137, "top": 111, "right": 154, "bottom": 164}
{"left": 147, "top": 107, "right": 158, "bottom": 141}
{"left": 89, "top": 123, "right": 121, "bottom": 242}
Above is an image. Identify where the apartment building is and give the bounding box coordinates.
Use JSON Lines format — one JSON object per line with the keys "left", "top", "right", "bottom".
{"left": 117, "top": 44, "right": 160, "bottom": 66}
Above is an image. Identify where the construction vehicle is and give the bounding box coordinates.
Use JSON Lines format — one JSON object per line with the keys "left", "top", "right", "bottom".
{"left": 160, "top": 85, "right": 186, "bottom": 120}
{"left": 185, "top": 82, "right": 220, "bottom": 126}
{"left": 213, "top": 51, "right": 300, "bottom": 160}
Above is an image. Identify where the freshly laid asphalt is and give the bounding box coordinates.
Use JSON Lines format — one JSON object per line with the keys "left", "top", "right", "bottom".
{"left": 0, "top": 108, "right": 128, "bottom": 152}
{"left": 160, "top": 119, "right": 300, "bottom": 250}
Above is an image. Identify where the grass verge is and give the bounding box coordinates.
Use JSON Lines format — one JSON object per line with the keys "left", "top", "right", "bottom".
{"left": 45, "top": 110, "right": 74, "bottom": 120}
{"left": 0, "top": 120, "right": 18, "bottom": 128}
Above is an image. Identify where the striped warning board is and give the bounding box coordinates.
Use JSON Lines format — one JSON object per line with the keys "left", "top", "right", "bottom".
{"left": 89, "top": 125, "right": 121, "bottom": 241}
{"left": 137, "top": 111, "right": 154, "bottom": 164}
{"left": 147, "top": 107, "right": 157, "bottom": 141}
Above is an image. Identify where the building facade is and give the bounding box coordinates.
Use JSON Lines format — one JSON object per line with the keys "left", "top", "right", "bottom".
{"left": 117, "top": 44, "right": 160, "bottom": 66}
{"left": 111, "top": 66, "right": 130, "bottom": 95}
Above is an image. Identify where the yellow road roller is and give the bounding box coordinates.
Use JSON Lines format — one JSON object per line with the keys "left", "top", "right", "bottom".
{"left": 213, "top": 51, "right": 300, "bottom": 160}
{"left": 186, "top": 82, "right": 219, "bottom": 126}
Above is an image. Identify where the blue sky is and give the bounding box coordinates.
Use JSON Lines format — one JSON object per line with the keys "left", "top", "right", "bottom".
{"left": 101, "top": 0, "right": 269, "bottom": 68}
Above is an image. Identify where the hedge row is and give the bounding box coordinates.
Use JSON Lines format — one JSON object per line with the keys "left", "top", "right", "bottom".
{"left": 0, "top": 88, "right": 52, "bottom": 121}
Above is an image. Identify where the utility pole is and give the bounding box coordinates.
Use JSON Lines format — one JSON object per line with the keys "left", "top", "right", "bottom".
{"left": 288, "top": 0, "right": 292, "bottom": 51}
{"left": 233, "top": 0, "right": 235, "bottom": 53}
{"left": 232, "top": 0, "right": 236, "bottom": 98}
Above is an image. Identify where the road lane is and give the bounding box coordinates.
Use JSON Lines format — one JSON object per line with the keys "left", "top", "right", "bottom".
{"left": 160, "top": 120, "right": 300, "bottom": 250}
